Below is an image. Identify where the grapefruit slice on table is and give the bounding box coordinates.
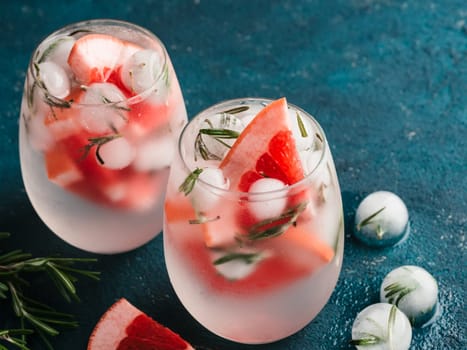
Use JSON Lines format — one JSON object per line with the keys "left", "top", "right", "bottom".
{"left": 88, "top": 298, "right": 194, "bottom": 350}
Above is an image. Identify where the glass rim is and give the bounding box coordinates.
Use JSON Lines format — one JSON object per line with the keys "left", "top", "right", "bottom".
{"left": 178, "top": 97, "right": 328, "bottom": 199}
{"left": 28, "top": 18, "right": 168, "bottom": 107}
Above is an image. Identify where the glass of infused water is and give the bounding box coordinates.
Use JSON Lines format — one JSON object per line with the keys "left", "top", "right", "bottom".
{"left": 19, "top": 19, "right": 187, "bottom": 254}
{"left": 163, "top": 97, "right": 344, "bottom": 344}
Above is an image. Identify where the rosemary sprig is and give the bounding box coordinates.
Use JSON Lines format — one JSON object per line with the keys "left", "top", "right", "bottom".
{"left": 81, "top": 134, "right": 122, "bottom": 164}
{"left": 195, "top": 125, "right": 240, "bottom": 161}
{"left": 0, "top": 233, "right": 100, "bottom": 349}
{"left": 356, "top": 207, "right": 386, "bottom": 231}
{"left": 179, "top": 168, "right": 203, "bottom": 195}
{"left": 245, "top": 202, "right": 308, "bottom": 241}
{"left": 296, "top": 111, "right": 308, "bottom": 137}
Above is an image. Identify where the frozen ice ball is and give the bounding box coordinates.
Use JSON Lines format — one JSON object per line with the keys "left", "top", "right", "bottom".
{"left": 120, "top": 49, "right": 164, "bottom": 95}
{"left": 79, "top": 83, "right": 128, "bottom": 133}
{"left": 380, "top": 265, "right": 439, "bottom": 327}
{"left": 354, "top": 191, "right": 409, "bottom": 247}
{"left": 37, "top": 61, "right": 70, "bottom": 99}
{"left": 248, "top": 178, "right": 287, "bottom": 221}
{"left": 351, "top": 303, "right": 412, "bottom": 350}
{"left": 190, "top": 167, "right": 229, "bottom": 213}
{"left": 212, "top": 248, "right": 266, "bottom": 281}
{"left": 97, "top": 137, "right": 135, "bottom": 169}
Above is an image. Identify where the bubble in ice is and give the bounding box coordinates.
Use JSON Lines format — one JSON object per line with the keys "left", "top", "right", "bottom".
{"left": 380, "top": 265, "right": 439, "bottom": 327}
{"left": 354, "top": 191, "right": 409, "bottom": 247}
{"left": 97, "top": 137, "right": 135, "bottom": 169}
{"left": 133, "top": 133, "right": 175, "bottom": 171}
{"left": 79, "top": 83, "right": 129, "bottom": 133}
{"left": 248, "top": 178, "right": 287, "bottom": 221}
{"left": 120, "top": 49, "right": 164, "bottom": 95}
{"left": 37, "top": 61, "right": 70, "bottom": 99}
{"left": 351, "top": 303, "right": 412, "bottom": 350}
{"left": 194, "top": 112, "right": 245, "bottom": 161}
{"left": 190, "top": 167, "right": 229, "bottom": 212}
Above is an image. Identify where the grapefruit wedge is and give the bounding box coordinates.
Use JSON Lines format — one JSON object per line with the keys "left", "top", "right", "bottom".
{"left": 88, "top": 298, "right": 193, "bottom": 350}
{"left": 220, "top": 97, "right": 305, "bottom": 191}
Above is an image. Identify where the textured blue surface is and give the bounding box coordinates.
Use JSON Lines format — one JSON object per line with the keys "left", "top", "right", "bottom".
{"left": 0, "top": 1, "right": 466, "bottom": 349}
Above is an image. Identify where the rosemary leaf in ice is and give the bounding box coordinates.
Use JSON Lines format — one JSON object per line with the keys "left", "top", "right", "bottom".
{"left": 213, "top": 252, "right": 262, "bottom": 265}
{"left": 81, "top": 134, "right": 122, "bottom": 165}
{"left": 189, "top": 215, "right": 220, "bottom": 224}
{"left": 195, "top": 133, "right": 221, "bottom": 161}
{"left": 349, "top": 334, "right": 382, "bottom": 345}
{"left": 387, "top": 304, "right": 397, "bottom": 347}
{"left": 199, "top": 128, "right": 240, "bottom": 139}
{"left": 179, "top": 168, "right": 203, "bottom": 196}
{"left": 101, "top": 96, "right": 131, "bottom": 112}
{"left": 246, "top": 202, "right": 308, "bottom": 241}
{"left": 296, "top": 111, "right": 308, "bottom": 137}
{"left": 356, "top": 207, "right": 386, "bottom": 231}
{"left": 384, "top": 282, "right": 416, "bottom": 306}
{"left": 222, "top": 106, "right": 249, "bottom": 114}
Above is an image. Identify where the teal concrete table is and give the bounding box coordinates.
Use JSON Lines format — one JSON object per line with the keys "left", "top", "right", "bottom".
{"left": 0, "top": 1, "right": 465, "bottom": 349}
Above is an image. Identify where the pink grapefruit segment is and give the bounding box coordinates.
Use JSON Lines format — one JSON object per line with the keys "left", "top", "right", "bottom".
{"left": 220, "top": 97, "right": 305, "bottom": 192}
{"left": 87, "top": 298, "right": 193, "bottom": 350}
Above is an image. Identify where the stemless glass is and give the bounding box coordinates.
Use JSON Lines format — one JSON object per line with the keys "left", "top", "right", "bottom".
{"left": 163, "top": 98, "right": 344, "bottom": 344}
{"left": 19, "top": 20, "right": 187, "bottom": 254}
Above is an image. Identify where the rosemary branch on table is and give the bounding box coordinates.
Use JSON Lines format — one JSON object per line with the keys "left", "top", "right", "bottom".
{"left": 0, "top": 232, "right": 100, "bottom": 350}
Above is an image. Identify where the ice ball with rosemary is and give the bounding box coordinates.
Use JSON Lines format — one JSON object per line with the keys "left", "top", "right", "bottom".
{"left": 354, "top": 191, "right": 409, "bottom": 247}
{"left": 380, "top": 265, "right": 439, "bottom": 327}
{"left": 351, "top": 303, "right": 412, "bottom": 350}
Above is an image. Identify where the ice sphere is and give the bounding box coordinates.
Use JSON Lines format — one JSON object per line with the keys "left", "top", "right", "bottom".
{"left": 37, "top": 61, "right": 70, "bottom": 99}
{"left": 79, "top": 83, "right": 129, "bottom": 133}
{"left": 190, "top": 167, "right": 229, "bottom": 212}
{"left": 97, "top": 137, "right": 135, "bottom": 169}
{"left": 133, "top": 132, "right": 175, "bottom": 171}
{"left": 380, "top": 265, "right": 439, "bottom": 327}
{"left": 354, "top": 191, "right": 409, "bottom": 247}
{"left": 248, "top": 178, "right": 287, "bottom": 221}
{"left": 120, "top": 49, "right": 166, "bottom": 97}
{"left": 351, "top": 303, "right": 412, "bottom": 350}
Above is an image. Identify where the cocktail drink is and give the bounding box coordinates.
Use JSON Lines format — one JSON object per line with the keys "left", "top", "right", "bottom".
{"left": 19, "top": 20, "right": 187, "bottom": 253}
{"left": 163, "top": 98, "right": 344, "bottom": 343}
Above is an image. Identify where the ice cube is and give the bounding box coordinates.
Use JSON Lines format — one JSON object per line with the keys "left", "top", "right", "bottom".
{"left": 37, "top": 61, "right": 70, "bottom": 99}
{"left": 26, "top": 114, "right": 55, "bottom": 152}
{"left": 194, "top": 112, "right": 245, "bottom": 161}
{"left": 36, "top": 35, "right": 75, "bottom": 74}
{"left": 79, "top": 83, "right": 128, "bottom": 133}
{"left": 190, "top": 167, "right": 229, "bottom": 213}
{"left": 98, "top": 137, "right": 135, "bottom": 169}
{"left": 120, "top": 49, "right": 165, "bottom": 95}
{"left": 248, "top": 178, "right": 287, "bottom": 221}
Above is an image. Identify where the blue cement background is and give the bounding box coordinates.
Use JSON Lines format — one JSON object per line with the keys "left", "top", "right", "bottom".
{"left": 0, "top": 1, "right": 465, "bottom": 349}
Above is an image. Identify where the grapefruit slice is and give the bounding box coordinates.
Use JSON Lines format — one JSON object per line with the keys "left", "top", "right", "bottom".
{"left": 68, "top": 34, "right": 140, "bottom": 84}
{"left": 88, "top": 298, "right": 193, "bottom": 350}
{"left": 219, "top": 97, "right": 305, "bottom": 191}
